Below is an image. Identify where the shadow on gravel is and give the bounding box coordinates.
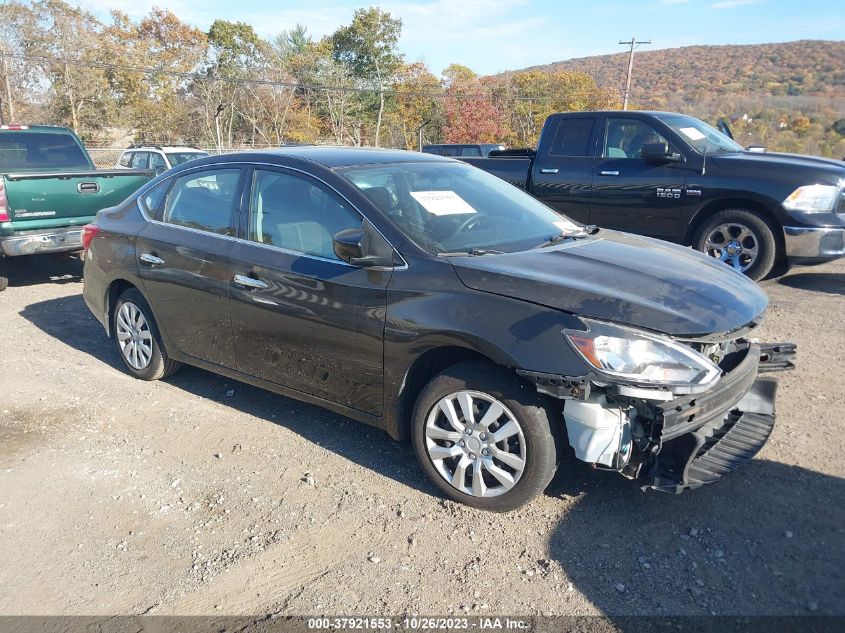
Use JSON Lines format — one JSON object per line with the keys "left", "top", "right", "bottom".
{"left": 776, "top": 272, "right": 845, "bottom": 296}
{"left": 546, "top": 458, "right": 845, "bottom": 617}
{"left": 20, "top": 293, "right": 123, "bottom": 371}
{"left": 5, "top": 253, "right": 83, "bottom": 287}
{"left": 20, "top": 294, "right": 434, "bottom": 498}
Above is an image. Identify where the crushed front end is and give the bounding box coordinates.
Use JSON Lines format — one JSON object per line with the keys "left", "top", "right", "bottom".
{"left": 519, "top": 326, "right": 796, "bottom": 492}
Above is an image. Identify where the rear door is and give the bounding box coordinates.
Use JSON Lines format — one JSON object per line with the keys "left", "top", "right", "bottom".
{"left": 589, "top": 116, "right": 690, "bottom": 239}
{"left": 136, "top": 166, "right": 245, "bottom": 368}
{"left": 529, "top": 116, "right": 597, "bottom": 225}
{"left": 228, "top": 167, "right": 390, "bottom": 416}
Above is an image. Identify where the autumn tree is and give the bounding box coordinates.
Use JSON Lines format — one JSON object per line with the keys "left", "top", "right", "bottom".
{"left": 442, "top": 64, "right": 505, "bottom": 144}
{"left": 21, "top": 0, "right": 115, "bottom": 139}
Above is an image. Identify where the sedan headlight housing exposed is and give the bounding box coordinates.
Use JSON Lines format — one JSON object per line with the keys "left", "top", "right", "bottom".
{"left": 783, "top": 184, "right": 839, "bottom": 213}
{"left": 564, "top": 319, "right": 721, "bottom": 387}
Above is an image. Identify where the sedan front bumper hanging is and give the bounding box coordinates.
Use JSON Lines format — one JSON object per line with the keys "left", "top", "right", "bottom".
{"left": 650, "top": 342, "right": 795, "bottom": 493}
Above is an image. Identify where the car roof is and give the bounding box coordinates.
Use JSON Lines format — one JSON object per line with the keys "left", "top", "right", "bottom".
{"left": 214, "top": 146, "right": 451, "bottom": 168}
{"left": 127, "top": 146, "right": 207, "bottom": 152}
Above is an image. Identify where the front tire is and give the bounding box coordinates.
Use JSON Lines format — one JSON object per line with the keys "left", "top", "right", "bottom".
{"left": 693, "top": 209, "right": 778, "bottom": 281}
{"left": 113, "top": 288, "right": 180, "bottom": 381}
{"left": 411, "top": 361, "right": 560, "bottom": 512}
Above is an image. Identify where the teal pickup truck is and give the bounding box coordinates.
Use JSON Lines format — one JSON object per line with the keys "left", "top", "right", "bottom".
{"left": 0, "top": 124, "right": 153, "bottom": 290}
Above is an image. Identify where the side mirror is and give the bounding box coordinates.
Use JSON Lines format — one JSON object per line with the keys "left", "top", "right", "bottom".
{"left": 641, "top": 142, "right": 682, "bottom": 164}
{"left": 333, "top": 227, "right": 366, "bottom": 263}
{"left": 332, "top": 226, "right": 394, "bottom": 268}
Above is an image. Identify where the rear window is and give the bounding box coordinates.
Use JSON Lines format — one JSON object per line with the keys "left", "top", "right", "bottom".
{"left": 0, "top": 131, "right": 91, "bottom": 171}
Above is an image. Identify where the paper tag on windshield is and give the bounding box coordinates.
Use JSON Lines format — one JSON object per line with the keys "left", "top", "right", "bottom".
{"left": 679, "top": 127, "right": 706, "bottom": 141}
{"left": 411, "top": 191, "right": 477, "bottom": 216}
{"left": 554, "top": 219, "right": 580, "bottom": 233}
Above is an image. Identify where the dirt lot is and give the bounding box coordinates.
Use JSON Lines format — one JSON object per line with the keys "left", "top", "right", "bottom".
{"left": 0, "top": 254, "right": 843, "bottom": 617}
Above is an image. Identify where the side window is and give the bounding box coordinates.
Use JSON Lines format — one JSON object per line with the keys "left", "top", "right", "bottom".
{"left": 140, "top": 180, "right": 170, "bottom": 216}
{"left": 149, "top": 152, "right": 167, "bottom": 170}
{"left": 460, "top": 147, "right": 482, "bottom": 157}
{"left": 119, "top": 152, "right": 133, "bottom": 167}
{"left": 131, "top": 152, "right": 149, "bottom": 169}
{"left": 549, "top": 118, "right": 595, "bottom": 157}
{"left": 604, "top": 118, "right": 672, "bottom": 159}
{"left": 248, "top": 169, "right": 362, "bottom": 260}
{"left": 162, "top": 169, "right": 241, "bottom": 236}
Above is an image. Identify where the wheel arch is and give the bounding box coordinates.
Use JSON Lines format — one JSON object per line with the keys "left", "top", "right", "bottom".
{"left": 105, "top": 279, "right": 140, "bottom": 337}
{"left": 684, "top": 198, "right": 785, "bottom": 258}
{"left": 394, "top": 346, "right": 508, "bottom": 442}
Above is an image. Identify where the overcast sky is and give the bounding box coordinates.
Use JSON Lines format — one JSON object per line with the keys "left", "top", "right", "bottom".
{"left": 73, "top": 0, "right": 845, "bottom": 75}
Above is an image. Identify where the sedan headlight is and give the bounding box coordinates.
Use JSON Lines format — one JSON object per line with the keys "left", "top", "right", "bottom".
{"left": 564, "top": 319, "right": 721, "bottom": 387}
{"left": 783, "top": 184, "right": 839, "bottom": 213}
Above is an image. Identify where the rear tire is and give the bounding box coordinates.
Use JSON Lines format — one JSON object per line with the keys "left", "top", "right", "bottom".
{"left": 113, "top": 288, "right": 180, "bottom": 381}
{"left": 0, "top": 256, "right": 8, "bottom": 292}
{"left": 411, "top": 361, "right": 560, "bottom": 512}
{"left": 693, "top": 209, "right": 778, "bottom": 281}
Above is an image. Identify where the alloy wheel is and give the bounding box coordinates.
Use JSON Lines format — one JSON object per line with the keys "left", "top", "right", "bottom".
{"left": 704, "top": 222, "right": 759, "bottom": 272}
{"left": 424, "top": 390, "right": 527, "bottom": 498}
{"left": 116, "top": 301, "right": 153, "bottom": 370}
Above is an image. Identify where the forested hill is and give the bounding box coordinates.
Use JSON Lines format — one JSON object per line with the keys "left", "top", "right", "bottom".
{"left": 517, "top": 40, "right": 845, "bottom": 105}
{"left": 509, "top": 40, "right": 845, "bottom": 156}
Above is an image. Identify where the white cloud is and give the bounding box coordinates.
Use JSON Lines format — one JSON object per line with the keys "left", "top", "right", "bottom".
{"left": 710, "top": 0, "right": 762, "bottom": 9}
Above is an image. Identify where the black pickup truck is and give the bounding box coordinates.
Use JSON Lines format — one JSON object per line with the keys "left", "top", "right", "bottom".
{"left": 463, "top": 111, "right": 845, "bottom": 279}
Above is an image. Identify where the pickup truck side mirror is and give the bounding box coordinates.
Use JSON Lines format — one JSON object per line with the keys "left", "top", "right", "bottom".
{"left": 333, "top": 225, "right": 394, "bottom": 268}
{"left": 641, "top": 142, "right": 683, "bottom": 164}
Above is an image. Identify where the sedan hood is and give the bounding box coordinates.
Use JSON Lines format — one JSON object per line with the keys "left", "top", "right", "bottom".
{"left": 449, "top": 230, "right": 769, "bottom": 337}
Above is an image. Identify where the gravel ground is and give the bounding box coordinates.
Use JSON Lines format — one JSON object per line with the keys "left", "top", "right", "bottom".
{"left": 0, "top": 254, "right": 843, "bottom": 617}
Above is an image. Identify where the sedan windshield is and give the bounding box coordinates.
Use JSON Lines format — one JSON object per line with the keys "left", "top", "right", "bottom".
{"left": 338, "top": 161, "right": 581, "bottom": 255}
{"left": 656, "top": 114, "right": 744, "bottom": 154}
{"left": 166, "top": 152, "right": 209, "bottom": 165}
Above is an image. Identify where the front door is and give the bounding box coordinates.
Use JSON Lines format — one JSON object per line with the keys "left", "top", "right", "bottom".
{"left": 530, "top": 116, "right": 597, "bottom": 225}
{"left": 590, "top": 117, "right": 690, "bottom": 240}
{"left": 228, "top": 167, "right": 390, "bottom": 416}
{"left": 136, "top": 166, "right": 245, "bottom": 367}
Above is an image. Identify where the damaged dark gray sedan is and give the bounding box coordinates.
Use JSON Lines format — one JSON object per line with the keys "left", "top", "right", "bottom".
{"left": 82, "top": 147, "right": 795, "bottom": 511}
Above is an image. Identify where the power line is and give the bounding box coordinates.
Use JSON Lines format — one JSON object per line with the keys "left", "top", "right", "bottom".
{"left": 0, "top": 51, "right": 621, "bottom": 103}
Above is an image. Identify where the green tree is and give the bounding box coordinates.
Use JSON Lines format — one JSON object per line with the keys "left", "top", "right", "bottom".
{"left": 331, "top": 7, "right": 403, "bottom": 146}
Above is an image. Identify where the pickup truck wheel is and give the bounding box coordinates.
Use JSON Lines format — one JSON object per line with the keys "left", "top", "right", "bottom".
{"left": 0, "top": 257, "right": 8, "bottom": 292}
{"left": 113, "top": 289, "right": 180, "bottom": 381}
{"left": 693, "top": 210, "right": 777, "bottom": 281}
{"left": 411, "top": 361, "right": 560, "bottom": 512}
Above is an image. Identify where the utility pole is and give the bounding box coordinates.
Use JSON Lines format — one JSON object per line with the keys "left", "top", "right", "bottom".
{"left": 619, "top": 36, "right": 651, "bottom": 110}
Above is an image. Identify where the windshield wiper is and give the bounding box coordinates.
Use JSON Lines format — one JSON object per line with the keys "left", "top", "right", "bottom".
{"left": 531, "top": 225, "right": 598, "bottom": 249}
{"left": 439, "top": 247, "right": 504, "bottom": 257}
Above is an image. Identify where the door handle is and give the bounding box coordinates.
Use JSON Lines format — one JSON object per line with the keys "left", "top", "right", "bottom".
{"left": 540, "top": 168, "right": 559, "bottom": 174}
{"left": 139, "top": 253, "right": 164, "bottom": 265}
{"left": 600, "top": 170, "right": 620, "bottom": 176}
{"left": 233, "top": 273, "right": 269, "bottom": 290}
